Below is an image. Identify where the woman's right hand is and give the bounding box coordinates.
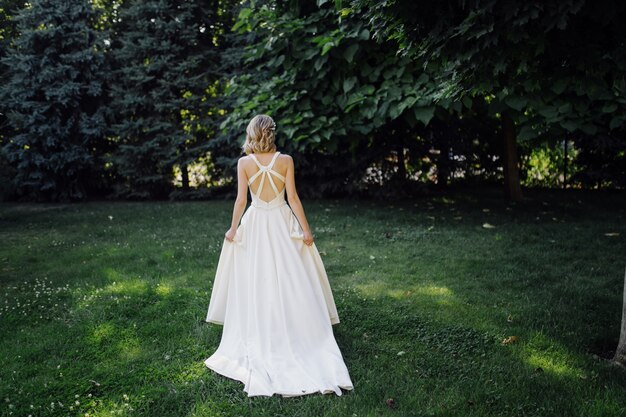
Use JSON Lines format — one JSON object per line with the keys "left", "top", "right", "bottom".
{"left": 303, "top": 230, "right": 314, "bottom": 246}
{"left": 225, "top": 227, "right": 236, "bottom": 242}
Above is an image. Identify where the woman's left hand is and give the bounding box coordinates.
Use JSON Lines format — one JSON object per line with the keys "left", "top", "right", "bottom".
{"left": 302, "top": 230, "right": 314, "bottom": 246}
{"left": 225, "top": 228, "right": 236, "bottom": 242}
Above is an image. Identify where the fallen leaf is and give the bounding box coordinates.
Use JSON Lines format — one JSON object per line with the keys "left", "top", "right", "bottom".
{"left": 501, "top": 335, "right": 518, "bottom": 345}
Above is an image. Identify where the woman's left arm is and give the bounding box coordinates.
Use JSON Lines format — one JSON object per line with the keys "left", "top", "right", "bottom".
{"left": 225, "top": 158, "right": 248, "bottom": 241}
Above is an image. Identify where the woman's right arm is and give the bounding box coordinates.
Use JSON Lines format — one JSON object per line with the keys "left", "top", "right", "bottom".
{"left": 284, "top": 155, "right": 314, "bottom": 246}
{"left": 225, "top": 157, "right": 248, "bottom": 242}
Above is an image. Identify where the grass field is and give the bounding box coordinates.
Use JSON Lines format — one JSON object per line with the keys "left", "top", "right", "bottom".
{"left": 1, "top": 187, "right": 625, "bottom": 417}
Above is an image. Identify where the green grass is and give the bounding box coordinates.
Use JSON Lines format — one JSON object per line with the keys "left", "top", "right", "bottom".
{"left": 1, "top": 187, "right": 625, "bottom": 417}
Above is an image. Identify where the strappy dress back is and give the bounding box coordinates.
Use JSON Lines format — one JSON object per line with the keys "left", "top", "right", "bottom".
{"left": 248, "top": 151, "right": 286, "bottom": 209}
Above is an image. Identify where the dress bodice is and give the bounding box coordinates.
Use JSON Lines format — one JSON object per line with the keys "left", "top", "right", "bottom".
{"left": 248, "top": 151, "right": 286, "bottom": 210}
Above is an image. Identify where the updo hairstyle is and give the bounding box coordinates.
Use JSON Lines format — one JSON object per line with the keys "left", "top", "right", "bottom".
{"left": 242, "top": 114, "right": 277, "bottom": 155}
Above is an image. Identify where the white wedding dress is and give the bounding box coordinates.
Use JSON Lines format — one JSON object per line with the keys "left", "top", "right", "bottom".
{"left": 204, "top": 151, "right": 354, "bottom": 397}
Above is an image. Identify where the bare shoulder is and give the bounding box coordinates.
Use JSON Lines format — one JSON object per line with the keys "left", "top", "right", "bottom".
{"left": 278, "top": 153, "right": 293, "bottom": 164}
{"left": 237, "top": 155, "right": 252, "bottom": 166}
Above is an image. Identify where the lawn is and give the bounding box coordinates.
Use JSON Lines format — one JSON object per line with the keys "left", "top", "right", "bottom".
{"left": 1, "top": 187, "right": 625, "bottom": 417}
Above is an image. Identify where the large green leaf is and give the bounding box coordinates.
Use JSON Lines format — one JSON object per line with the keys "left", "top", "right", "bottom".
{"left": 321, "top": 41, "right": 334, "bottom": 55}
{"left": 413, "top": 106, "right": 436, "bottom": 125}
{"left": 560, "top": 119, "right": 579, "bottom": 132}
{"left": 343, "top": 76, "right": 357, "bottom": 93}
{"left": 504, "top": 96, "right": 527, "bottom": 111}
{"left": 343, "top": 43, "right": 359, "bottom": 63}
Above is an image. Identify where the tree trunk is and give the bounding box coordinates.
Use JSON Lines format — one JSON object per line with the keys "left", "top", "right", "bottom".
{"left": 614, "top": 267, "right": 626, "bottom": 365}
{"left": 501, "top": 112, "right": 523, "bottom": 201}
{"left": 563, "top": 139, "right": 568, "bottom": 189}
{"left": 181, "top": 163, "right": 190, "bottom": 192}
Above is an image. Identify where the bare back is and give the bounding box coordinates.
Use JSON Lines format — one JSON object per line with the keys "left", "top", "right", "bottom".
{"left": 245, "top": 152, "right": 287, "bottom": 203}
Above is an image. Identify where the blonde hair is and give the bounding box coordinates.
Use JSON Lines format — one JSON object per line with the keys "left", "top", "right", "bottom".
{"left": 242, "top": 114, "right": 277, "bottom": 155}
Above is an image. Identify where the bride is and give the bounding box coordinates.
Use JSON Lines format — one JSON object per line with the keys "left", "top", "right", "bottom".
{"left": 204, "top": 114, "right": 355, "bottom": 397}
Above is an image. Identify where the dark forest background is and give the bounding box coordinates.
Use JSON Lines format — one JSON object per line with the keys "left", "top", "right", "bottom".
{"left": 1, "top": 0, "right": 624, "bottom": 202}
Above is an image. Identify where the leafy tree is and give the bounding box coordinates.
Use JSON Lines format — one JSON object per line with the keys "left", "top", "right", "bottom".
{"left": 0, "top": 0, "right": 110, "bottom": 201}
{"left": 354, "top": 0, "right": 626, "bottom": 199}
{"left": 221, "top": 1, "right": 450, "bottom": 196}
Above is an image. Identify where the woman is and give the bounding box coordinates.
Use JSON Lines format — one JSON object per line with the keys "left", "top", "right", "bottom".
{"left": 204, "top": 114, "right": 354, "bottom": 397}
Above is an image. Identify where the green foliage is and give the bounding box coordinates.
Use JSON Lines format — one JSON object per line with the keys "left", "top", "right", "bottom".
{"left": 0, "top": 0, "right": 110, "bottom": 201}
{"left": 221, "top": 2, "right": 439, "bottom": 155}
{"left": 109, "top": 0, "right": 220, "bottom": 199}
{"left": 219, "top": 1, "right": 470, "bottom": 196}
{"left": 354, "top": 0, "right": 626, "bottom": 141}
{"left": 520, "top": 141, "right": 580, "bottom": 188}
{"left": 0, "top": 146, "right": 17, "bottom": 200}
{"left": 1, "top": 0, "right": 625, "bottom": 199}
{"left": 0, "top": 0, "right": 26, "bottom": 199}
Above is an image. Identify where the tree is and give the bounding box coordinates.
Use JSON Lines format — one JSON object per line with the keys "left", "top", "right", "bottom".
{"left": 221, "top": 1, "right": 447, "bottom": 196}
{"left": 109, "top": 0, "right": 220, "bottom": 199}
{"left": 353, "top": 0, "right": 626, "bottom": 200}
{"left": 0, "top": 0, "right": 26, "bottom": 200}
{"left": 0, "top": 0, "right": 110, "bottom": 201}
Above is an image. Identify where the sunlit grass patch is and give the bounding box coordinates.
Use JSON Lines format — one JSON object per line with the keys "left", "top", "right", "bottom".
{"left": 522, "top": 331, "right": 586, "bottom": 379}
{"left": 355, "top": 281, "right": 455, "bottom": 306}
